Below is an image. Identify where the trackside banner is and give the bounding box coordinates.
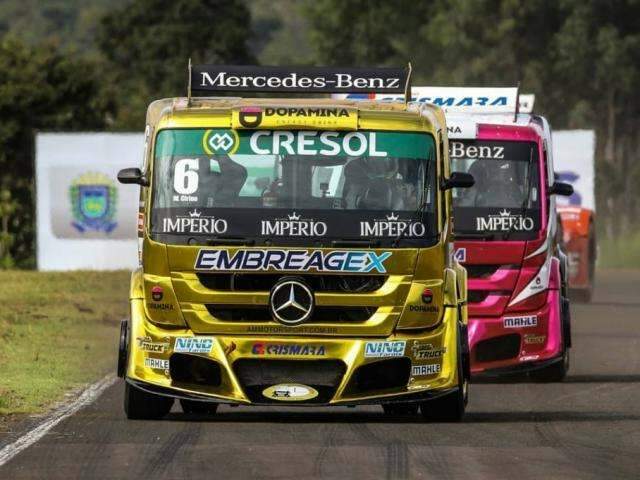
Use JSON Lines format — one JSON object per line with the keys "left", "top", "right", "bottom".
{"left": 191, "top": 65, "right": 408, "bottom": 94}
{"left": 333, "top": 86, "right": 518, "bottom": 114}
{"left": 552, "top": 130, "right": 596, "bottom": 211}
{"left": 36, "top": 133, "right": 142, "bottom": 271}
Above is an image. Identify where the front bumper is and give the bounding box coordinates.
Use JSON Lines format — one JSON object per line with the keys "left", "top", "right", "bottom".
{"left": 471, "top": 355, "right": 564, "bottom": 379}
{"left": 468, "top": 289, "right": 563, "bottom": 376}
{"left": 125, "top": 300, "right": 461, "bottom": 405}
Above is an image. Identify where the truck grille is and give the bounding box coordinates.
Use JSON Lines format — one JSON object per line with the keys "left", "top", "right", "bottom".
{"left": 206, "top": 305, "right": 376, "bottom": 323}
{"left": 465, "top": 265, "right": 502, "bottom": 278}
{"left": 468, "top": 290, "right": 490, "bottom": 303}
{"left": 197, "top": 273, "right": 387, "bottom": 293}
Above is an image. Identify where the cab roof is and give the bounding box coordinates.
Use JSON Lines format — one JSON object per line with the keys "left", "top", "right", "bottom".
{"left": 146, "top": 96, "right": 447, "bottom": 133}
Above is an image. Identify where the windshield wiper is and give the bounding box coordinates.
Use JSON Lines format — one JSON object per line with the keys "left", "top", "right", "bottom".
{"left": 205, "top": 236, "right": 255, "bottom": 246}
{"left": 502, "top": 148, "right": 535, "bottom": 241}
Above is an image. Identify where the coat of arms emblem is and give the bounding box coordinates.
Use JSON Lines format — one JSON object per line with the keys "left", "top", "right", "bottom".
{"left": 69, "top": 172, "right": 118, "bottom": 233}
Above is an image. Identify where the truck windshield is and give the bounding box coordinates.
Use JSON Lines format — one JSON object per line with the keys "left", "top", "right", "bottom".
{"left": 151, "top": 129, "right": 437, "bottom": 246}
{"left": 450, "top": 140, "right": 541, "bottom": 239}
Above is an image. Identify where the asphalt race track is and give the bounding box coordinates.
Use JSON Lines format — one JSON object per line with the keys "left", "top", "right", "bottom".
{"left": 1, "top": 269, "right": 639, "bottom": 479}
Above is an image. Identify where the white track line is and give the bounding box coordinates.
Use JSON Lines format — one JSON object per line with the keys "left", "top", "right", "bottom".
{"left": 0, "top": 374, "right": 117, "bottom": 467}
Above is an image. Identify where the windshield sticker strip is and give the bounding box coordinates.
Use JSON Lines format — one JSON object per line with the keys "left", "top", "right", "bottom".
{"left": 156, "top": 129, "right": 432, "bottom": 160}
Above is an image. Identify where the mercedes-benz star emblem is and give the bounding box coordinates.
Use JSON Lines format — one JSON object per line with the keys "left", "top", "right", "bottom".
{"left": 269, "top": 278, "right": 314, "bottom": 326}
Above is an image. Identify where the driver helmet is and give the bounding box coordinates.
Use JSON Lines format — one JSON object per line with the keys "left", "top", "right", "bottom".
{"left": 364, "top": 157, "right": 398, "bottom": 179}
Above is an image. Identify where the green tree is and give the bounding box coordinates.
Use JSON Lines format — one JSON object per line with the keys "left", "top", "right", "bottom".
{"left": 0, "top": 36, "right": 112, "bottom": 267}
{"left": 304, "top": 0, "right": 640, "bottom": 238}
{"left": 98, "top": 0, "right": 255, "bottom": 129}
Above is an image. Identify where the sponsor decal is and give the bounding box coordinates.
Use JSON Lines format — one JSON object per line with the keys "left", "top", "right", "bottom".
{"left": 411, "top": 341, "right": 446, "bottom": 360}
{"left": 237, "top": 107, "right": 352, "bottom": 129}
{"left": 476, "top": 209, "right": 535, "bottom": 232}
{"left": 251, "top": 343, "right": 326, "bottom": 356}
{"left": 202, "top": 129, "right": 240, "bottom": 155}
{"left": 195, "top": 249, "right": 392, "bottom": 273}
{"left": 191, "top": 65, "right": 406, "bottom": 93}
{"left": 454, "top": 248, "right": 467, "bottom": 263}
{"left": 339, "top": 86, "right": 517, "bottom": 113}
{"left": 360, "top": 212, "right": 426, "bottom": 237}
{"left": 238, "top": 107, "right": 263, "bottom": 128}
{"left": 408, "top": 305, "right": 439, "bottom": 313}
{"left": 262, "top": 383, "right": 319, "bottom": 401}
{"left": 524, "top": 334, "right": 546, "bottom": 345}
{"left": 261, "top": 211, "right": 327, "bottom": 237}
{"left": 248, "top": 130, "right": 388, "bottom": 157}
{"left": 344, "top": 94, "right": 509, "bottom": 107}
{"left": 174, "top": 337, "right": 214, "bottom": 354}
{"left": 136, "top": 336, "right": 168, "bottom": 353}
{"left": 156, "top": 128, "right": 431, "bottom": 160}
{"left": 265, "top": 107, "right": 349, "bottom": 118}
{"left": 504, "top": 315, "right": 538, "bottom": 328}
{"left": 161, "top": 209, "right": 228, "bottom": 234}
{"left": 151, "top": 286, "right": 163, "bottom": 301}
{"left": 411, "top": 364, "right": 441, "bottom": 376}
{"left": 520, "top": 354, "right": 540, "bottom": 362}
{"left": 450, "top": 141, "right": 505, "bottom": 160}
{"left": 144, "top": 357, "right": 169, "bottom": 370}
{"left": 364, "top": 341, "right": 406, "bottom": 358}
{"left": 69, "top": 172, "right": 117, "bottom": 233}
{"left": 148, "top": 303, "right": 174, "bottom": 311}
{"left": 246, "top": 325, "right": 338, "bottom": 334}
{"left": 421, "top": 288, "right": 434, "bottom": 304}
{"left": 223, "top": 341, "right": 237, "bottom": 356}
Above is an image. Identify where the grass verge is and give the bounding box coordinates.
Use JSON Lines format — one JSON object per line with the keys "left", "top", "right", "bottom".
{"left": 0, "top": 270, "right": 129, "bottom": 415}
{"left": 598, "top": 231, "right": 640, "bottom": 269}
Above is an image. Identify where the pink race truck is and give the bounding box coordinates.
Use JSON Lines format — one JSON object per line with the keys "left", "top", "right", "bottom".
{"left": 442, "top": 88, "right": 574, "bottom": 381}
{"left": 336, "top": 87, "right": 574, "bottom": 380}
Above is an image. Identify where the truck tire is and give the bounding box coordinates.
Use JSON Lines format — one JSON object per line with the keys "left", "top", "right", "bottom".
{"left": 124, "top": 382, "right": 174, "bottom": 420}
{"left": 420, "top": 326, "right": 467, "bottom": 422}
{"left": 529, "top": 350, "right": 570, "bottom": 382}
{"left": 530, "top": 296, "right": 571, "bottom": 382}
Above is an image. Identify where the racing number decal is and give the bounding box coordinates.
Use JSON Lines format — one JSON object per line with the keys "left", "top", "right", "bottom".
{"left": 173, "top": 158, "right": 199, "bottom": 195}
{"left": 454, "top": 248, "right": 467, "bottom": 263}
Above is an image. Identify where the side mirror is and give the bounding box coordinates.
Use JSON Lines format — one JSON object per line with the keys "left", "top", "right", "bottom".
{"left": 442, "top": 172, "right": 474, "bottom": 190}
{"left": 118, "top": 167, "right": 148, "bottom": 186}
{"left": 549, "top": 181, "right": 573, "bottom": 196}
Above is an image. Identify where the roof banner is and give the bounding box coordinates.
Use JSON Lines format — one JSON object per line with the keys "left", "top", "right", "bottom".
{"left": 191, "top": 65, "right": 408, "bottom": 94}
{"left": 334, "top": 86, "right": 518, "bottom": 114}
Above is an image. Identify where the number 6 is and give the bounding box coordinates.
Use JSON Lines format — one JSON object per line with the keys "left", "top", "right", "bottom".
{"left": 174, "top": 158, "right": 199, "bottom": 195}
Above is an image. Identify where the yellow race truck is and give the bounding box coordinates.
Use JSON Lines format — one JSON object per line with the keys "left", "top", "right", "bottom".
{"left": 117, "top": 65, "right": 473, "bottom": 421}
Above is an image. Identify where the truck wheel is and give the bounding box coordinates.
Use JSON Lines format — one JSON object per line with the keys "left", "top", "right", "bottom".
{"left": 420, "top": 329, "right": 467, "bottom": 422}
{"left": 382, "top": 403, "right": 419, "bottom": 416}
{"left": 530, "top": 350, "right": 570, "bottom": 382}
{"left": 180, "top": 399, "right": 219, "bottom": 415}
{"left": 124, "top": 382, "right": 174, "bottom": 420}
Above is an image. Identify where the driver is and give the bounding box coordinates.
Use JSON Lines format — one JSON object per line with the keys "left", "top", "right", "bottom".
{"left": 477, "top": 161, "right": 522, "bottom": 208}
{"left": 350, "top": 157, "right": 408, "bottom": 210}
